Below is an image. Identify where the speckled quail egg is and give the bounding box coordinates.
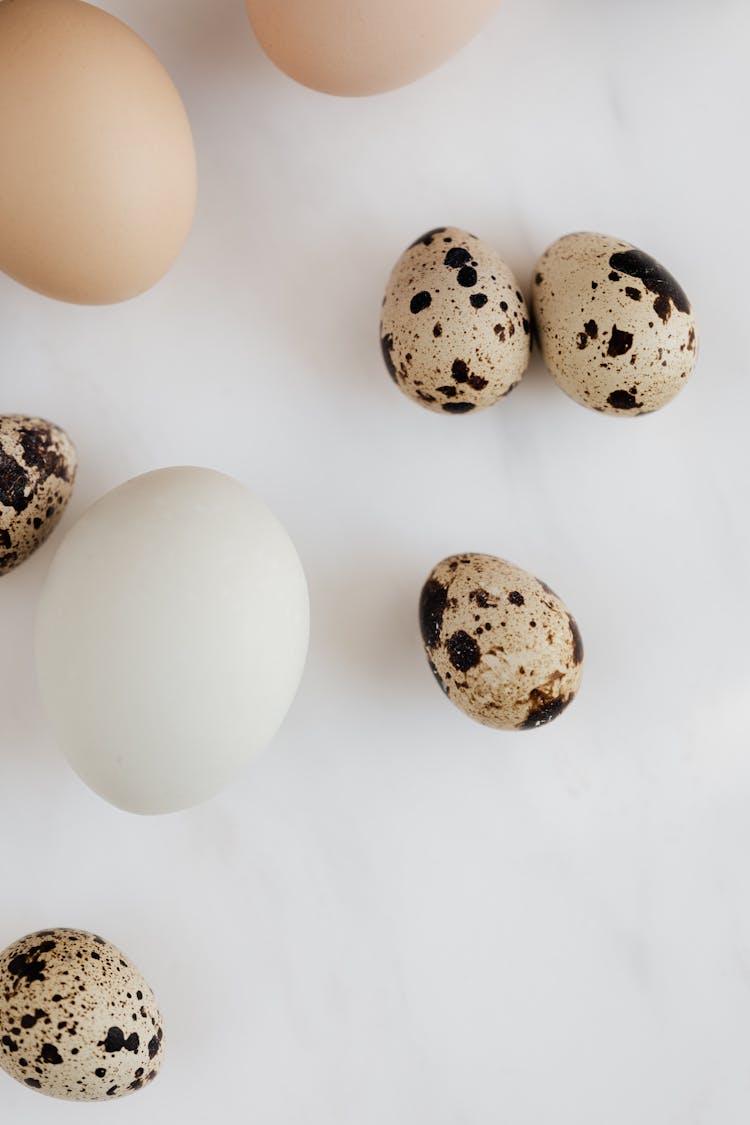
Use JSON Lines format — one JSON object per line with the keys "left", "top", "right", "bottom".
{"left": 381, "top": 227, "right": 531, "bottom": 414}
{"left": 0, "top": 928, "right": 164, "bottom": 1101}
{"left": 532, "top": 232, "right": 697, "bottom": 415}
{"left": 0, "top": 416, "right": 77, "bottom": 574}
{"left": 420, "top": 553, "right": 583, "bottom": 730}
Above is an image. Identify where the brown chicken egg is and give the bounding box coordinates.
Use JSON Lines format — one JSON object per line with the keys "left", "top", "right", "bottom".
{"left": 246, "top": 0, "right": 501, "bottom": 96}
{"left": 0, "top": 0, "right": 197, "bottom": 304}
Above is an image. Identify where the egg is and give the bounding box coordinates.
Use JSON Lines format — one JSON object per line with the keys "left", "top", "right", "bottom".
{"left": 35, "top": 467, "right": 309, "bottom": 814}
{"left": 0, "top": 0, "right": 196, "bottom": 305}
{"left": 0, "top": 928, "right": 163, "bottom": 1101}
{"left": 381, "top": 227, "right": 531, "bottom": 414}
{"left": 532, "top": 232, "right": 698, "bottom": 415}
{"left": 246, "top": 0, "right": 501, "bottom": 96}
{"left": 419, "top": 553, "right": 583, "bottom": 730}
{"left": 0, "top": 416, "right": 77, "bottom": 575}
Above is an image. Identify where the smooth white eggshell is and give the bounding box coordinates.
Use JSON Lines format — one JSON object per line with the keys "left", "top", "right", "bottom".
{"left": 35, "top": 467, "right": 309, "bottom": 814}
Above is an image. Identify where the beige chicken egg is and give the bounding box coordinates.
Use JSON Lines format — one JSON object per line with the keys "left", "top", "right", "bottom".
{"left": 420, "top": 553, "right": 583, "bottom": 730}
{"left": 0, "top": 416, "right": 77, "bottom": 575}
{"left": 246, "top": 0, "right": 501, "bottom": 97}
{"left": 532, "top": 232, "right": 698, "bottom": 415}
{"left": 0, "top": 928, "right": 164, "bottom": 1101}
{"left": 0, "top": 0, "right": 196, "bottom": 305}
{"left": 381, "top": 227, "right": 531, "bottom": 414}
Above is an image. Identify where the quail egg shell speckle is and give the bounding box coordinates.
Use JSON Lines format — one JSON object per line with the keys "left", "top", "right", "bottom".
{"left": 420, "top": 553, "right": 583, "bottom": 730}
{"left": 0, "top": 416, "right": 76, "bottom": 574}
{"left": 0, "top": 928, "right": 164, "bottom": 1101}
{"left": 381, "top": 227, "right": 531, "bottom": 413}
{"left": 532, "top": 232, "right": 697, "bottom": 415}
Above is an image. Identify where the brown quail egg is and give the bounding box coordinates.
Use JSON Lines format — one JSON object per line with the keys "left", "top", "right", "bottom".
{"left": 532, "top": 232, "right": 697, "bottom": 415}
{"left": 0, "top": 416, "right": 76, "bottom": 574}
{"left": 420, "top": 553, "right": 583, "bottom": 730}
{"left": 381, "top": 227, "right": 531, "bottom": 414}
{"left": 0, "top": 928, "right": 164, "bottom": 1101}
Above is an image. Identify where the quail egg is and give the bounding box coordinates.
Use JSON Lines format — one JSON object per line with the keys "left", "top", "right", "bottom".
{"left": 532, "top": 232, "right": 697, "bottom": 415}
{"left": 0, "top": 416, "right": 76, "bottom": 575}
{"left": 420, "top": 553, "right": 583, "bottom": 730}
{"left": 0, "top": 928, "right": 163, "bottom": 1101}
{"left": 381, "top": 227, "right": 531, "bottom": 414}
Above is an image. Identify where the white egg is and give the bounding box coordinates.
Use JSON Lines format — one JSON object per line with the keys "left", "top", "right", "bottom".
{"left": 35, "top": 467, "right": 309, "bottom": 814}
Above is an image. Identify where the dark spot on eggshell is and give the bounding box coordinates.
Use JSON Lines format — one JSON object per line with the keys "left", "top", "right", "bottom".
{"left": 419, "top": 579, "right": 448, "bottom": 649}
{"left": 18, "top": 425, "right": 72, "bottom": 485}
{"left": 409, "top": 227, "right": 447, "bottom": 248}
{"left": 451, "top": 359, "right": 469, "bottom": 383}
{"left": 625, "top": 286, "right": 641, "bottom": 301}
{"left": 441, "top": 402, "right": 475, "bottom": 413}
{"left": 457, "top": 265, "right": 478, "bottom": 288}
{"left": 409, "top": 290, "right": 432, "bottom": 314}
{"left": 568, "top": 614, "right": 584, "bottom": 664}
{"left": 0, "top": 449, "right": 30, "bottom": 514}
{"left": 40, "top": 1043, "right": 63, "bottom": 1065}
{"left": 577, "top": 319, "right": 599, "bottom": 349}
{"left": 446, "top": 630, "right": 481, "bottom": 672}
{"left": 444, "top": 246, "right": 472, "bottom": 269}
{"left": 607, "top": 389, "right": 642, "bottom": 410}
{"left": 609, "top": 248, "right": 690, "bottom": 323}
{"left": 607, "top": 325, "right": 634, "bottom": 357}
{"left": 380, "top": 334, "right": 398, "bottom": 382}
{"left": 433, "top": 322, "right": 442, "bottom": 337}
{"left": 470, "top": 293, "right": 487, "bottom": 308}
{"left": 20, "top": 1010, "right": 47, "bottom": 1030}
{"left": 508, "top": 591, "right": 525, "bottom": 606}
{"left": 521, "top": 693, "right": 572, "bottom": 729}
{"left": 103, "top": 1028, "right": 139, "bottom": 1054}
{"left": 535, "top": 273, "right": 543, "bottom": 285}
{"left": 8, "top": 941, "right": 56, "bottom": 987}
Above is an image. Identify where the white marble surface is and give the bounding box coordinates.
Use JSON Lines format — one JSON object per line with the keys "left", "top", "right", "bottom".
{"left": 1, "top": 0, "right": 749, "bottom": 1120}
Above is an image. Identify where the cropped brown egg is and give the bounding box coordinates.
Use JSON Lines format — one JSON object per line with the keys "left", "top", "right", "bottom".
{"left": 0, "top": 0, "right": 196, "bottom": 305}
{"left": 0, "top": 928, "right": 164, "bottom": 1101}
{"left": 532, "top": 233, "right": 698, "bottom": 415}
{"left": 381, "top": 227, "right": 531, "bottom": 414}
{"left": 245, "top": 0, "right": 501, "bottom": 97}
{"left": 420, "top": 553, "right": 583, "bottom": 730}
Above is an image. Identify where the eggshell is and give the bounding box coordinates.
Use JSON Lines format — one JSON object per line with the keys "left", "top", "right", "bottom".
{"left": 381, "top": 227, "right": 531, "bottom": 414}
{"left": 532, "top": 232, "right": 698, "bottom": 415}
{"left": 246, "top": 0, "right": 501, "bottom": 96}
{"left": 0, "top": 416, "right": 77, "bottom": 575}
{"left": 420, "top": 553, "right": 583, "bottom": 730}
{"left": 0, "top": 0, "right": 196, "bottom": 305}
{"left": 35, "top": 467, "right": 309, "bottom": 814}
{"left": 0, "top": 928, "right": 163, "bottom": 1101}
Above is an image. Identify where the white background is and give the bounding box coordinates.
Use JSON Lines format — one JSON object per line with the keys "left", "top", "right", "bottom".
{"left": 1, "top": 0, "right": 749, "bottom": 1121}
